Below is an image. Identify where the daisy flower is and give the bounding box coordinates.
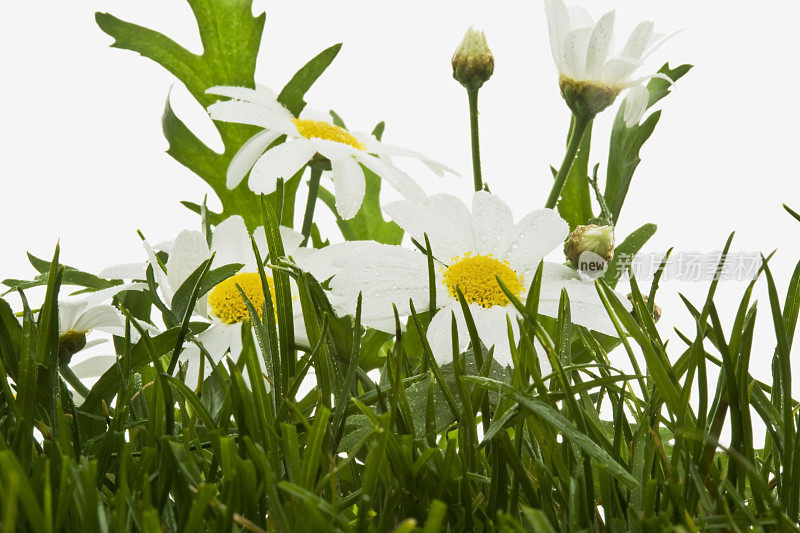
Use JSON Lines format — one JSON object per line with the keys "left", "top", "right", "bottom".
{"left": 142, "top": 216, "right": 312, "bottom": 385}
{"left": 544, "top": 0, "right": 672, "bottom": 126}
{"left": 205, "top": 85, "right": 455, "bottom": 219}
{"left": 319, "top": 192, "right": 628, "bottom": 367}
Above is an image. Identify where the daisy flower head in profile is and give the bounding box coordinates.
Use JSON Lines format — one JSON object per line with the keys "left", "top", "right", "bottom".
{"left": 57, "top": 282, "right": 148, "bottom": 378}
{"left": 319, "top": 191, "right": 629, "bottom": 367}
{"left": 544, "top": 0, "right": 673, "bottom": 127}
{"left": 205, "top": 85, "right": 456, "bottom": 219}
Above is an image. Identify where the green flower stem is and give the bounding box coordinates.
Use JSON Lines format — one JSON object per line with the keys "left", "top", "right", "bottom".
{"left": 544, "top": 114, "right": 591, "bottom": 209}
{"left": 467, "top": 88, "right": 484, "bottom": 192}
{"left": 60, "top": 364, "right": 91, "bottom": 399}
{"left": 300, "top": 162, "right": 324, "bottom": 246}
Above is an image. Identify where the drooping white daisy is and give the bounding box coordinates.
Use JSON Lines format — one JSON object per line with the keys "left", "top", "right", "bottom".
{"left": 58, "top": 282, "right": 148, "bottom": 377}
{"left": 205, "top": 85, "right": 455, "bottom": 219}
{"left": 318, "top": 192, "right": 628, "bottom": 367}
{"left": 544, "top": 0, "right": 672, "bottom": 126}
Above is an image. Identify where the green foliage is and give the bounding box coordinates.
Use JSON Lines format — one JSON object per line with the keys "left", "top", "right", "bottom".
{"left": 4, "top": 229, "right": 800, "bottom": 531}
{"left": 604, "top": 63, "right": 693, "bottom": 224}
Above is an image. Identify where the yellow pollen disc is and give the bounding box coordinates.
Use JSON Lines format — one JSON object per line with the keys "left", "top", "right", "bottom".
{"left": 442, "top": 252, "right": 525, "bottom": 308}
{"left": 292, "top": 118, "right": 366, "bottom": 150}
{"left": 207, "top": 273, "right": 275, "bottom": 324}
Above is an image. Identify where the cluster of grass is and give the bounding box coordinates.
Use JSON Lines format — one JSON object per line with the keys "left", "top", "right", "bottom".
{"left": 2, "top": 219, "right": 800, "bottom": 532}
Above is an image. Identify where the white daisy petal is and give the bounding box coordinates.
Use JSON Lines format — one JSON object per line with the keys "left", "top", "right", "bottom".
{"left": 99, "top": 262, "right": 147, "bottom": 281}
{"left": 212, "top": 216, "right": 253, "bottom": 270}
{"left": 623, "top": 84, "right": 650, "bottom": 127}
{"left": 601, "top": 57, "right": 642, "bottom": 87}
{"left": 324, "top": 242, "right": 430, "bottom": 319}
{"left": 70, "top": 356, "right": 118, "bottom": 380}
{"left": 83, "top": 282, "right": 147, "bottom": 308}
{"left": 544, "top": 0, "right": 572, "bottom": 71}
{"left": 166, "top": 230, "right": 212, "bottom": 299}
{"left": 73, "top": 305, "right": 123, "bottom": 334}
{"left": 279, "top": 226, "right": 304, "bottom": 255}
{"left": 383, "top": 194, "right": 476, "bottom": 261}
{"left": 585, "top": 11, "right": 616, "bottom": 79}
{"left": 473, "top": 305, "right": 520, "bottom": 368}
{"left": 207, "top": 100, "right": 274, "bottom": 129}
{"left": 505, "top": 209, "right": 569, "bottom": 275}
{"left": 472, "top": 191, "right": 514, "bottom": 256}
{"left": 561, "top": 27, "right": 593, "bottom": 80}
{"left": 426, "top": 302, "right": 475, "bottom": 366}
{"left": 59, "top": 299, "right": 87, "bottom": 333}
{"left": 621, "top": 21, "right": 655, "bottom": 60}
{"left": 248, "top": 139, "right": 316, "bottom": 195}
{"left": 357, "top": 153, "right": 428, "bottom": 203}
{"left": 227, "top": 130, "right": 282, "bottom": 189}
{"left": 143, "top": 239, "right": 174, "bottom": 306}
{"left": 206, "top": 85, "right": 275, "bottom": 104}
{"left": 331, "top": 156, "right": 367, "bottom": 220}
{"left": 568, "top": 5, "right": 594, "bottom": 28}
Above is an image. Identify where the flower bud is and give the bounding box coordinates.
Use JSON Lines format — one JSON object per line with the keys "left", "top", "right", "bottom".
{"left": 628, "top": 294, "right": 662, "bottom": 324}
{"left": 564, "top": 224, "right": 615, "bottom": 276}
{"left": 558, "top": 76, "right": 620, "bottom": 120}
{"left": 452, "top": 26, "right": 494, "bottom": 91}
{"left": 58, "top": 330, "right": 87, "bottom": 366}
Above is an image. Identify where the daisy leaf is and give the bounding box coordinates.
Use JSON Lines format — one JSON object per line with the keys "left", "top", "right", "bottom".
{"left": 556, "top": 118, "right": 595, "bottom": 230}
{"left": 604, "top": 63, "right": 692, "bottom": 224}
{"left": 603, "top": 223, "right": 657, "bottom": 288}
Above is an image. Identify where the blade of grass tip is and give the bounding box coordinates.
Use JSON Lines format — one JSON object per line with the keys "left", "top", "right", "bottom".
{"left": 167, "top": 255, "right": 214, "bottom": 375}
{"left": 592, "top": 281, "right": 649, "bottom": 400}
{"left": 297, "top": 271, "right": 333, "bottom": 409}
{"left": 119, "top": 308, "right": 173, "bottom": 437}
{"left": 455, "top": 287, "right": 484, "bottom": 369}
{"left": 782, "top": 258, "right": 800, "bottom": 346}
{"left": 236, "top": 286, "right": 277, "bottom": 429}
{"left": 451, "top": 313, "right": 475, "bottom": 532}
{"left": 783, "top": 203, "right": 800, "bottom": 224}
{"left": 249, "top": 232, "right": 282, "bottom": 402}
{"left": 38, "top": 245, "right": 64, "bottom": 438}
{"left": 200, "top": 194, "right": 212, "bottom": 248}
{"left": 424, "top": 233, "right": 437, "bottom": 319}
{"left": 647, "top": 248, "right": 673, "bottom": 315}
{"left": 12, "top": 288, "right": 38, "bottom": 467}
{"left": 332, "top": 293, "right": 363, "bottom": 448}
{"left": 260, "top": 195, "right": 295, "bottom": 392}
{"left": 409, "top": 300, "right": 460, "bottom": 419}
{"left": 762, "top": 255, "right": 796, "bottom": 515}
{"left": 275, "top": 177, "right": 285, "bottom": 225}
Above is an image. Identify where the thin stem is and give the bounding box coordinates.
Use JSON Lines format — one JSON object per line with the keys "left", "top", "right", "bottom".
{"left": 60, "top": 364, "right": 90, "bottom": 399}
{"left": 467, "top": 88, "right": 483, "bottom": 191}
{"left": 300, "top": 163, "right": 324, "bottom": 246}
{"left": 544, "top": 114, "right": 591, "bottom": 209}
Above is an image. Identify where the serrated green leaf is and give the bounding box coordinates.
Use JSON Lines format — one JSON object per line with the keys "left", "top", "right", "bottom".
{"left": 605, "top": 63, "right": 692, "bottom": 223}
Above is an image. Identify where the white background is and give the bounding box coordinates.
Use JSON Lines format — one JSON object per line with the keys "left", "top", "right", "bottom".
{"left": 2, "top": 1, "right": 800, "bottom": 402}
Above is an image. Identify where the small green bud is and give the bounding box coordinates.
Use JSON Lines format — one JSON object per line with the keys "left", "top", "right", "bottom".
{"left": 558, "top": 76, "right": 620, "bottom": 120}
{"left": 628, "top": 294, "right": 662, "bottom": 324}
{"left": 565, "top": 224, "right": 615, "bottom": 276}
{"left": 58, "top": 330, "right": 87, "bottom": 366}
{"left": 452, "top": 26, "right": 494, "bottom": 91}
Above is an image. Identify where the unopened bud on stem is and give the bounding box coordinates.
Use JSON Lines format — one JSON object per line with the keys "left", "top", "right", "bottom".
{"left": 452, "top": 26, "right": 494, "bottom": 91}
{"left": 565, "top": 224, "right": 615, "bottom": 276}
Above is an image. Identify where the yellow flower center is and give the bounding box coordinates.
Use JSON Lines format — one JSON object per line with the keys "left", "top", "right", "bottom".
{"left": 207, "top": 273, "right": 275, "bottom": 324}
{"left": 292, "top": 118, "right": 366, "bottom": 150}
{"left": 442, "top": 253, "right": 525, "bottom": 308}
